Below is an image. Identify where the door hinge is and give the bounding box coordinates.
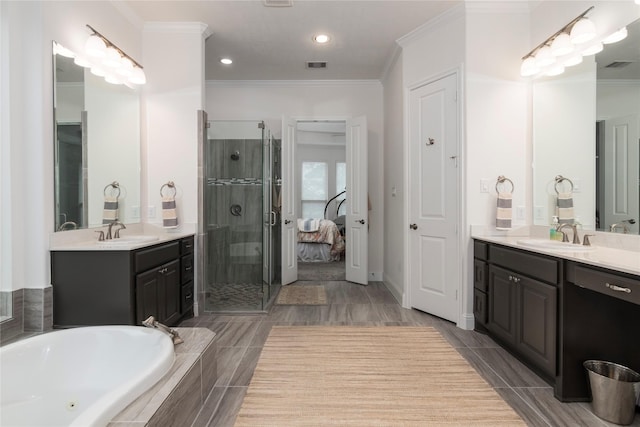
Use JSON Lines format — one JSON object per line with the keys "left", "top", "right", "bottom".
{"left": 205, "top": 122, "right": 211, "bottom": 128}
{"left": 258, "top": 121, "right": 265, "bottom": 129}
{"left": 455, "top": 289, "right": 458, "bottom": 300}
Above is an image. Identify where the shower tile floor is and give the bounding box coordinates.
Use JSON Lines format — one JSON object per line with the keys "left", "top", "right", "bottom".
{"left": 180, "top": 280, "right": 640, "bottom": 427}
{"left": 205, "top": 282, "right": 265, "bottom": 311}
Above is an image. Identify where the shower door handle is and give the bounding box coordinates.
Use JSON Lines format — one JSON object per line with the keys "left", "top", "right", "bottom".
{"left": 270, "top": 211, "right": 277, "bottom": 226}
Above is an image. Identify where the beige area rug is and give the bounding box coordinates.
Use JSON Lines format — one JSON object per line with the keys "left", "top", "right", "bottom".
{"left": 235, "top": 326, "right": 526, "bottom": 426}
{"left": 275, "top": 285, "right": 327, "bottom": 305}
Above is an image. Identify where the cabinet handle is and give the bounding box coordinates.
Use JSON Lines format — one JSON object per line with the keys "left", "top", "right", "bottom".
{"left": 185, "top": 266, "right": 193, "bottom": 271}
{"left": 605, "top": 283, "right": 631, "bottom": 294}
{"left": 508, "top": 275, "right": 520, "bottom": 283}
{"left": 185, "top": 293, "right": 193, "bottom": 300}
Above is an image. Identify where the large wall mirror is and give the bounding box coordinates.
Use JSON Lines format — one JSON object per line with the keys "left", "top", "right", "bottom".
{"left": 53, "top": 42, "right": 141, "bottom": 231}
{"left": 533, "top": 17, "right": 640, "bottom": 234}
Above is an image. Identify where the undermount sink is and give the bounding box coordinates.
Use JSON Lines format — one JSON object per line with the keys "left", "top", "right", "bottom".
{"left": 516, "top": 238, "right": 595, "bottom": 252}
{"left": 97, "top": 235, "right": 159, "bottom": 246}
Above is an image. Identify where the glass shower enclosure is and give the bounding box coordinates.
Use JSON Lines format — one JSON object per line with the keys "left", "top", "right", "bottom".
{"left": 204, "top": 121, "right": 281, "bottom": 312}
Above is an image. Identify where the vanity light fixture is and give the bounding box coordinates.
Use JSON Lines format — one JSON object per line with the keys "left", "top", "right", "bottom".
{"left": 53, "top": 42, "right": 75, "bottom": 58}
{"left": 520, "top": 7, "right": 596, "bottom": 77}
{"left": 519, "top": 6, "right": 625, "bottom": 78}
{"left": 79, "top": 25, "right": 146, "bottom": 86}
{"left": 220, "top": 58, "right": 233, "bottom": 65}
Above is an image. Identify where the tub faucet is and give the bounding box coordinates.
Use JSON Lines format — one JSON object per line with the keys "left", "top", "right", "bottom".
{"left": 556, "top": 223, "right": 580, "bottom": 244}
{"left": 142, "top": 316, "right": 184, "bottom": 345}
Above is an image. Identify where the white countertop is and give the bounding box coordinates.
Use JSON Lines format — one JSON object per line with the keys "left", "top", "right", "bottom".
{"left": 50, "top": 223, "right": 195, "bottom": 251}
{"left": 472, "top": 226, "right": 640, "bottom": 277}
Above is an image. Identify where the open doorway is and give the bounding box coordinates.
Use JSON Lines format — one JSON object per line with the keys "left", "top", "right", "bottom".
{"left": 295, "top": 120, "right": 347, "bottom": 281}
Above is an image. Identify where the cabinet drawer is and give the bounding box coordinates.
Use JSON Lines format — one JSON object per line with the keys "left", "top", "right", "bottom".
{"left": 181, "top": 236, "right": 195, "bottom": 255}
{"left": 181, "top": 255, "right": 194, "bottom": 283}
{"left": 135, "top": 242, "right": 180, "bottom": 273}
{"left": 489, "top": 245, "right": 559, "bottom": 284}
{"left": 571, "top": 264, "right": 640, "bottom": 306}
{"left": 474, "top": 259, "right": 488, "bottom": 292}
{"left": 474, "top": 288, "right": 487, "bottom": 326}
{"left": 474, "top": 240, "right": 488, "bottom": 261}
{"left": 181, "top": 282, "right": 194, "bottom": 314}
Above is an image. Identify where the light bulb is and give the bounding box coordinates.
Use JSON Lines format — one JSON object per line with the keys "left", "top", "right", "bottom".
{"left": 545, "top": 64, "right": 565, "bottom": 77}
{"left": 105, "top": 73, "right": 123, "bottom": 85}
{"left": 535, "top": 46, "right": 555, "bottom": 67}
{"left": 581, "top": 42, "right": 603, "bottom": 56}
{"left": 73, "top": 55, "right": 92, "bottom": 68}
{"left": 220, "top": 58, "right": 233, "bottom": 65}
{"left": 102, "top": 47, "right": 122, "bottom": 68}
{"left": 550, "top": 33, "right": 574, "bottom": 57}
{"left": 116, "top": 57, "right": 134, "bottom": 77}
{"left": 570, "top": 18, "right": 597, "bottom": 44}
{"left": 520, "top": 57, "right": 540, "bottom": 77}
{"left": 54, "top": 42, "right": 75, "bottom": 58}
{"left": 602, "top": 27, "right": 627, "bottom": 44}
{"left": 129, "top": 67, "right": 146, "bottom": 85}
{"left": 563, "top": 54, "right": 583, "bottom": 67}
{"left": 90, "top": 66, "right": 106, "bottom": 77}
{"left": 85, "top": 34, "right": 107, "bottom": 58}
{"left": 313, "top": 34, "right": 330, "bottom": 44}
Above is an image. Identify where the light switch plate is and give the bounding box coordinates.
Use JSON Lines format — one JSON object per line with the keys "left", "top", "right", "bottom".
{"left": 480, "top": 179, "right": 490, "bottom": 193}
{"left": 148, "top": 206, "right": 156, "bottom": 218}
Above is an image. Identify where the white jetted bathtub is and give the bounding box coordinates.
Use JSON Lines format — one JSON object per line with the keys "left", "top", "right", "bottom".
{"left": 0, "top": 325, "right": 174, "bottom": 427}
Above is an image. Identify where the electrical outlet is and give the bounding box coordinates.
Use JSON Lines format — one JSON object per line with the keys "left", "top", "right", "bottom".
{"left": 131, "top": 206, "right": 140, "bottom": 218}
{"left": 148, "top": 206, "right": 156, "bottom": 218}
{"left": 534, "top": 206, "right": 544, "bottom": 220}
{"left": 480, "top": 179, "right": 490, "bottom": 193}
{"left": 573, "top": 179, "right": 581, "bottom": 193}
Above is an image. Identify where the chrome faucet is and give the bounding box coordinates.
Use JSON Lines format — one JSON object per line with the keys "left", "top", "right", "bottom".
{"left": 610, "top": 223, "right": 630, "bottom": 234}
{"left": 142, "top": 316, "right": 184, "bottom": 345}
{"left": 610, "top": 219, "right": 635, "bottom": 234}
{"left": 58, "top": 221, "right": 78, "bottom": 231}
{"left": 556, "top": 223, "right": 580, "bottom": 244}
{"left": 105, "top": 221, "right": 126, "bottom": 239}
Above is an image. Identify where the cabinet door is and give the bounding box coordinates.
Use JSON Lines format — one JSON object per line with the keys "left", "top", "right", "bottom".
{"left": 159, "top": 259, "right": 181, "bottom": 326}
{"left": 487, "top": 265, "right": 517, "bottom": 344}
{"left": 517, "top": 276, "right": 557, "bottom": 377}
{"left": 136, "top": 268, "right": 160, "bottom": 325}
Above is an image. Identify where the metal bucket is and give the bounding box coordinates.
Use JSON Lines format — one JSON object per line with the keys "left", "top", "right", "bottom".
{"left": 584, "top": 360, "right": 640, "bottom": 425}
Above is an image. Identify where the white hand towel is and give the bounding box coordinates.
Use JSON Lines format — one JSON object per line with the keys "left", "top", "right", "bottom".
{"left": 496, "top": 192, "right": 512, "bottom": 230}
{"left": 162, "top": 195, "right": 178, "bottom": 228}
{"left": 556, "top": 192, "right": 574, "bottom": 224}
{"left": 102, "top": 196, "right": 119, "bottom": 224}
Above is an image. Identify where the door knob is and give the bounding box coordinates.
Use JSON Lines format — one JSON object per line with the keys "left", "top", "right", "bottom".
{"left": 356, "top": 219, "right": 365, "bottom": 224}
{"left": 284, "top": 219, "right": 292, "bottom": 224}
{"left": 409, "top": 224, "right": 418, "bottom": 230}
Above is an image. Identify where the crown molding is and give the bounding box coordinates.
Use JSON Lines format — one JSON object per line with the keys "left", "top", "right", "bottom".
{"left": 380, "top": 44, "right": 402, "bottom": 83}
{"left": 206, "top": 79, "right": 382, "bottom": 88}
{"left": 143, "top": 22, "right": 212, "bottom": 39}
{"left": 397, "top": 3, "right": 465, "bottom": 48}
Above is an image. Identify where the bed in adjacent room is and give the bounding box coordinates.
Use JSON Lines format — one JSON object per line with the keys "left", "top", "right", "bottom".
{"left": 297, "top": 218, "right": 345, "bottom": 262}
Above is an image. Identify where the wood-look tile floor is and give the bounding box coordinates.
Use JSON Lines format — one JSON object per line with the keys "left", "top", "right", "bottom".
{"left": 180, "top": 281, "right": 640, "bottom": 427}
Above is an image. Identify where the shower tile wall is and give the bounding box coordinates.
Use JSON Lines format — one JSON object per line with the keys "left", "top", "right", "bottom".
{"left": 206, "top": 139, "right": 263, "bottom": 309}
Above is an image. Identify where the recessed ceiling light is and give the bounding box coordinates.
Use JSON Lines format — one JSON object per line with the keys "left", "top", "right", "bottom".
{"left": 220, "top": 58, "right": 233, "bottom": 65}
{"left": 313, "top": 34, "right": 330, "bottom": 44}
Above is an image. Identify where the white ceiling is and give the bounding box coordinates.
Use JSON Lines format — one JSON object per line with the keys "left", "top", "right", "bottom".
{"left": 123, "top": 0, "right": 461, "bottom": 80}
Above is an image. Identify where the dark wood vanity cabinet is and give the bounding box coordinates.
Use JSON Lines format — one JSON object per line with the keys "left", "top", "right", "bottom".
{"left": 52, "top": 235, "right": 194, "bottom": 328}
{"left": 475, "top": 242, "right": 558, "bottom": 380}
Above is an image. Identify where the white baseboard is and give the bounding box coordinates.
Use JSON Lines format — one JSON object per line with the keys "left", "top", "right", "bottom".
{"left": 458, "top": 312, "right": 475, "bottom": 330}
{"left": 368, "top": 271, "right": 383, "bottom": 281}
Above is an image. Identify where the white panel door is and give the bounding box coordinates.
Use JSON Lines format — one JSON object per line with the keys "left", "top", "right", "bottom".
{"left": 346, "top": 116, "right": 368, "bottom": 285}
{"left": 408, "top": 73, "right": 459, "bottom": 323}
{"left": 281, "top": 118, "right": 298, "bottom": 285}
{"left": 603, "top": 115, "right": 639, "bottom": 233}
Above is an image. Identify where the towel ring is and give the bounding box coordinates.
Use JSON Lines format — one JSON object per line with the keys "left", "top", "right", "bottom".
{"left": 554, "top": 175, "right": 574, "bottom": 194}
{"left": 495, "top": 176, "right": 514, "bottom": 194}
{"left": 160, "top": 181, "right": 177, "bottom": 197}
{"left": 103, "top": 181, "right": 121, "bottom": 198}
